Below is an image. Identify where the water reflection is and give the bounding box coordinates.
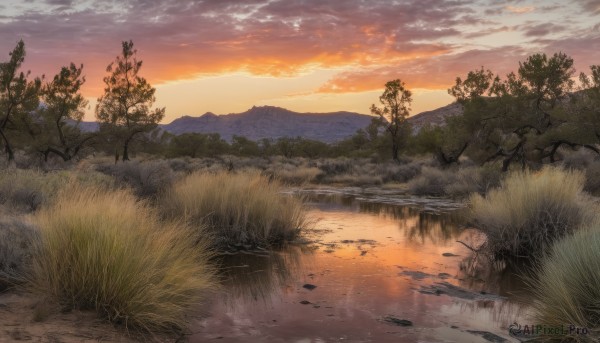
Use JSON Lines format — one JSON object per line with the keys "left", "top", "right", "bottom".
{"left": 193, "top": 191, "right": 528, "bottom": 342}
{"left": 216, "top": 246, "right": 305, "bottom": 306}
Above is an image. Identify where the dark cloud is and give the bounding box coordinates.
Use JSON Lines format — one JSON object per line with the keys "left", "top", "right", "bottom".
{"left": 574, "top": 0, "right": 600, "bottom": 14}
{"left": 523, "top": 23, "right": 566, "bottom": 37}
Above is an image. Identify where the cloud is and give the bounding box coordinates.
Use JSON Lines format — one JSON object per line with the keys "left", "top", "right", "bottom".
{"left": 574, "top": 0, "right": 600, "bottom": 14}
{"left": 523, "top": 23, "right": 566, "bottom": 37}
{"left": 505, "top": 5, "right": 535, "bottom": 14}
{"left": 316, "top": 46, "right": 528, "bottom": 93}
{"left": 0, "top": 0, "right": 476, "bottom": 95}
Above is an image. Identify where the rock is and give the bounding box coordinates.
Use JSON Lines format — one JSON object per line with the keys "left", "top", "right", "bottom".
{"left": 360, "top": 251, "right": 367, "bottom": 256}
{"left": 442, "top": 252, "right": 459, "bottom": 257}
{"left": 466, "top": 330, "right": 507, "bottom": 342}
{"left": 382, "top": 316, "right": 413, "bottom": 326}
{"left": 299, "top": 300, "right": 311, "bottom": 305}
{"left": 303, "top": 284, "right": 317, "bottom": 290}
{"left": 419, "top": 282, "right": 505, "bottom": 301}
{"left": 438, "top": 273, "right": 452, "bottom": 279}
{"left": 401, "top": 270, "right": 433, "bottom": 280}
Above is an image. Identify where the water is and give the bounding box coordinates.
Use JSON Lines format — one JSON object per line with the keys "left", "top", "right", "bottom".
{"left": 191, "top": 190, "right": 530, "bottom": 342}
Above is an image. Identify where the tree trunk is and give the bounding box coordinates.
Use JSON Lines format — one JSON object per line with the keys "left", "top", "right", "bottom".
{"left": 122, "top": 143, "right": 129, "bottom": 161}
{"left": 0, "top": 128, "right": 14, "bottom": 161}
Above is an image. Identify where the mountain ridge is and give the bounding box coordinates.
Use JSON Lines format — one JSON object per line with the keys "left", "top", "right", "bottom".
{"left": 78, "top": 103, "right": 460, "bottom": 143}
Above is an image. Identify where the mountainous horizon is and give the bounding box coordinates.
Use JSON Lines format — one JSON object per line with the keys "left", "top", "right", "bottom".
{"left": 79, "top": 103, "right": 461, "bottom": 143}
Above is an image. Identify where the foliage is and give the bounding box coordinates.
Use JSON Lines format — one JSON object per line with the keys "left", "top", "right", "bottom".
{"left": 96, "top": 41, "right": 165, "bottom": 161}
{"left": 0, "top": 40, "right": 42, "bottom": 162}
{"left": 30, "top": 185, "right": 215, "bottom": 333}
{"left": 470, "top": 167, "right": 597, "bottom": 260}
{"left": 530, "top": 227, "right": 600, "bottom": 339}
{"left": 0, "top": 216, "right": 39, "bottom": 290}
{"left": 370, "top": 79, "right": 412, "bottom": 161}
{"left": 441, "top": 52, "right": 600, "bottom": 170}
{"left": 162, "top": 171, "right": 306, "bottom": 249}
{"left": 33, "top": 63, "right": 94, "bottom": 161}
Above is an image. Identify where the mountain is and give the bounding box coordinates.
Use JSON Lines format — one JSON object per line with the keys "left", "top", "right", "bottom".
{"left": 161, "top": 106, "right": 376, "bottom": 143}
{"left": 408, "top": 102, "right": 463, "bottom": 132}
{"left": 75, "top": 103, "right": 462, "bottom": 142}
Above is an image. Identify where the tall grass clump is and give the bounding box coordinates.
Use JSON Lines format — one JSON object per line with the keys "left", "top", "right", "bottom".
{"left": 30, "top": 185, "right": 215, "bottom": 333}
{"left": 530, "top": 227, "right": 600, "bottom": 339}
{"left": 0, "top": 169, "right": 113, "bottom": 213}
{"left": 0, "top": 217, "right": 38, "bottom": 290}
{"left": 470, "top": 167, "right": 597, "bottom": 259}
{"left": 163, "top": 171, "right": 306, "bottom": 249}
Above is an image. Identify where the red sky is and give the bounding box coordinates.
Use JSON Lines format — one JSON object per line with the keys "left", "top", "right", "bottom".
{"left": 1, "top": 0, "right": 599, "bottom": 121}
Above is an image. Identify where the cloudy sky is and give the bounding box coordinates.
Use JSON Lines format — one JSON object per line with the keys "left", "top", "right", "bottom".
{"left": 1, "top": 0, "right": 599, "bottom": 122}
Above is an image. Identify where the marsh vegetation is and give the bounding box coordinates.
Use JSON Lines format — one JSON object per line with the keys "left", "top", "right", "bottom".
{"left": 0, "top": 41, "right": 599, "bottom": 342}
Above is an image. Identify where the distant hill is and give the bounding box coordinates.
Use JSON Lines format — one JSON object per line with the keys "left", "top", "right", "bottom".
{"left": 76, "top": 103, "right": 462, "bottom": 142}
{"left": 161, "top": 106, "right": 375, "bottom": 143}
{"left": 408, "top": 102, "right": 463, "bottom": 132}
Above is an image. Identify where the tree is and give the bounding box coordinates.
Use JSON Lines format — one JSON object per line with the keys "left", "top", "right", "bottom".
{"left": 370, "top": 79, "right": 412, "bottom": 161}
{"left": 446, "top": 52, "right": 585, "bottom": 171}
{"left": 96, "top": 40, "right": 164, "bottom": 161}
{"left": 0, "top": 40, "right": 42, "bottom": 161}
{"left": 36, "top": 63, "right": 93, "bottom": 161}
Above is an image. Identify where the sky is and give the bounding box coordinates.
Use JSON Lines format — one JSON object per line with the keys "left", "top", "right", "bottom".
{"left": 1, "top": 0, "right": 599, "bottom": 122}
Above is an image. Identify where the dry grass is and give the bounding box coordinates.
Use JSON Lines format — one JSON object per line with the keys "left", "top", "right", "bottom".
{"left": 163, "top": 171, "right": 306, "bottom": 249}
{"left": 0, "top": 216, "right": 39, "bottom": 290}
{"left": 29, "top": 185, "right": 216, "bottom": 334}
{"left": 0, "top": 169, "right": 113, "bottom": 213}
{"left": 530, "top": 227, "right": 600, "bottom": 340}
{"left": 470, "top": 167, "right": 597, "bottom": 259}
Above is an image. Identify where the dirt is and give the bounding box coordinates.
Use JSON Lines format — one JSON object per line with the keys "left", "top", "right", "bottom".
{"left": 0, "top": 292, "right": 172, "bottom": 343}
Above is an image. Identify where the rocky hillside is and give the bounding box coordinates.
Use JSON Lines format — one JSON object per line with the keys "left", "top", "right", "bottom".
{"left": 408, "top": 102, "right": 463, "bottom": 132}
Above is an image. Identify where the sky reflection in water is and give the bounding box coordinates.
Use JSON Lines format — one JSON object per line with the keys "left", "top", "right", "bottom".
{"left": 192, "top": 192, "right": 530, "bottom": 342}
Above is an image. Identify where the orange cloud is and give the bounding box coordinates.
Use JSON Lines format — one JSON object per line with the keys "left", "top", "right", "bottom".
{"left": 505, "top": 5, "right": 535, "bottom": 14}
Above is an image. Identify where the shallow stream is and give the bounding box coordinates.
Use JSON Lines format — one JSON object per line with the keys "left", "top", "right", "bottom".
{"left": 191, "top": 188, "right": 530, "bottom": 342}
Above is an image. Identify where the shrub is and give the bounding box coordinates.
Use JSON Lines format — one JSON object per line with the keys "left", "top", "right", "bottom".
{"left": 407, "top": 166, "right": 455, "bottom": 196}
{"left": 0, "top": 169, "right": 114, "bottom": 213}
{"left": 530, "top": 227, "right": 600, "bottom": 338}
{"left": 271, "top": 165, "right": 322, "bottom": 185}
{"left": 96, "top": 160, "right": 174, "bottom": 198}
{"left": 163, "top": 171, "right": 306, "bottom": 249}
{"left": 30, "top": 185, "right": 215, "bottom": 333}
{"left": 0, "top": 217, "right": 39, "bottom": 290}
{"left": 470, "top": 167, "right": 597, "bottom": 259}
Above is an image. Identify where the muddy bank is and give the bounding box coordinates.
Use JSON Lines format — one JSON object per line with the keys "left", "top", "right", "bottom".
{"left": 0, "top": 292, "right": 172, "bottom": 343}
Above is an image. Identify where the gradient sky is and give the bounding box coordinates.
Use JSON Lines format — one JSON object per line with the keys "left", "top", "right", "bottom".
{"left": 1, "top": 0, "right": 599, "bottom": 122}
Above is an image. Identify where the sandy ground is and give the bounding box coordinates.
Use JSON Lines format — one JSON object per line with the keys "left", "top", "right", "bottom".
{"left": 0, "top": 291, "right": 171, "bottom": 343}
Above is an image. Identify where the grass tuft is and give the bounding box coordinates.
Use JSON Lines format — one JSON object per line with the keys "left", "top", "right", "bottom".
{"left": 163, "top": 171, "right": 306, "bottom": 249}
{"left": 530, "top": 227, "right": 600, "bottom": 339}
{"left": 29, "top": 185, "right": 215, "bottom": 333}
{"left": 469, "top": 167, "right": 597, "bottom": 259}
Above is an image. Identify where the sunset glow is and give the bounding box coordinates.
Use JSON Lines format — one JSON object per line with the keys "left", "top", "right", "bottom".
{"left": 1, "top": 0, "right": 598, "bottom": 121}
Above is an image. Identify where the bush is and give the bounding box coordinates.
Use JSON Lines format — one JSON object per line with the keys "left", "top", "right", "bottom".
{"left": 30, "top": 185, "right": 215, "bottom": 333}
{"left": 0, "top": 169, "right": 114, "bottom": 213}
{"left": 530, "top": 227, "right": 600, "bottom": 338}
{"left": 0, "top": 217, "right": 39, "bottom": 290}
{"left": 407, "top": 166, "right": 455, "bottom": 196}
{"left": 96, "top": 160, "right": 174, "bottom": 198}
{"left": 470, "top": 167, "right": 597, "bottom": 259}
{"left": 163, "top": 171, "right": 306, "bottom": 249}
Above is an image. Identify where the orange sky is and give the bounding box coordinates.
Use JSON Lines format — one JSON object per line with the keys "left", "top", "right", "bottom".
{"left": 1, "top": 0, "right": 599, "bottom": 122}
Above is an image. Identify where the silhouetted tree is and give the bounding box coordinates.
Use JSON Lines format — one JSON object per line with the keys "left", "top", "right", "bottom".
{"left": 0, "top": 40, "right": 42, "bottom": 162}
{"left": 96, "top": 40, "right": 164, "bottom": 161}
{"left": 36, "top": 63, "right": 94, "bottom": 161}
{"left": 370, "top": 79, "right": 412, "bottom": 161}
